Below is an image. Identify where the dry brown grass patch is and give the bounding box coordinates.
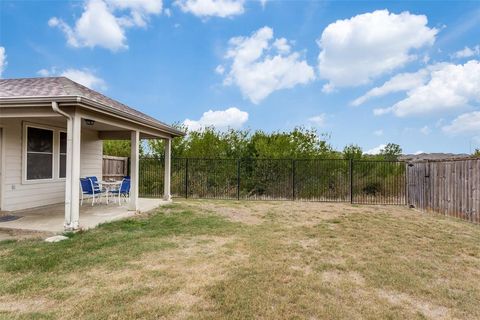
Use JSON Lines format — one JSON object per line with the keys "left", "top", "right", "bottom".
{"left": 1, "top": 200, "right": 479, "bottom": 319}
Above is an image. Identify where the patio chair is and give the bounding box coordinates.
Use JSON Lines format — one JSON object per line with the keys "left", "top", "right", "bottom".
{"left": 86, "top": 176, "right": 102, "bottom": 193}
{"left": 109, "top": 178, "right": 131, "bottom": 206}
{"left": 80, "top": 178, "right": 105, "bottom": 206}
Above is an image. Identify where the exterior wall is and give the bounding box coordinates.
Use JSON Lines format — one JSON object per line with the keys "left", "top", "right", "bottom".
{"left": 1, "top": 118, "right": 103, "bottom": 211}
{"left": 81, "top": 129, "right": 103, "bottom": 178}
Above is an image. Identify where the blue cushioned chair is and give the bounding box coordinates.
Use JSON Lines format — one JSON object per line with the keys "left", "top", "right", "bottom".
{"left": 80, "top": 177, "right": 105, "bottom": 206}
{"left": 86, "top": 176, "right": 102, "bottom": 193}
{"left": 109, "top": 178, "right": 131, "bottom": 206}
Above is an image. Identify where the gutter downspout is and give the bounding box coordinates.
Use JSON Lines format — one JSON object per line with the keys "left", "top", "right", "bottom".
{"left": 51, "top": 101, "right": 74, "bottom": 230}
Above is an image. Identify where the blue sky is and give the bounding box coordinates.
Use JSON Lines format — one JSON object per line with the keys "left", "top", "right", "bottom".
{"left": 1, "top": 0, "right": 480, "bottom": 154}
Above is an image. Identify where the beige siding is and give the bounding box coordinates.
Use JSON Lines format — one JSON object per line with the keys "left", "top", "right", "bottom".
{"left": 1, "top": 118, "right": 103, "bottom": 211}
{"left": 81, "top": 129, "right": 103, "bottom": 178}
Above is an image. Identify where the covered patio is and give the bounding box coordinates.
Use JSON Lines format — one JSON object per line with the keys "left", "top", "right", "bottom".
{"left": 0, "top": 198, "right": 167, "bottom": 233}
{"left": 0, "top": 77, "right": 185, "bottom": 232}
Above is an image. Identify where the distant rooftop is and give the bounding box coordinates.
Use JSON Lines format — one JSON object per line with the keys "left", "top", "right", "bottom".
{"left": 0, "top": 77, "right": 184, "bottom": 136}
{"left": 399, "top": 153, "right": 473, "bottom": 162}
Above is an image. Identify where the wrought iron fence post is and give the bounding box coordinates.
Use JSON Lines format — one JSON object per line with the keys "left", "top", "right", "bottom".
{"left": 349, "top": 159, "right": 353, "bottom": 204}
{"left": 237, "top": 159, "right": 240, "bottom": 200}
{"left": 185, "top": 158, "right": 189, "bottom": 199}
{"left": 292, "top": 159, "right": 296, "bottom": 201}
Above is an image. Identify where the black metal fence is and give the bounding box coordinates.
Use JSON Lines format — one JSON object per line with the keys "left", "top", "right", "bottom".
{"left": 139, "top": 157, "right": 406, "bottom": 205}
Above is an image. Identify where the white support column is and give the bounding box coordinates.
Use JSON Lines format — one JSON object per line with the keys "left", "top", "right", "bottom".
{"left": 66, "top": 112, "right": 81, "bottom": 230}
{"left": 129, "top": 130, "right": 140, "bottom": 211}
{"left": 64, "top": 117, "right": 73, "bottom": 229}
{"left": 164, "top": 138, "right": 172, "bottom": 201}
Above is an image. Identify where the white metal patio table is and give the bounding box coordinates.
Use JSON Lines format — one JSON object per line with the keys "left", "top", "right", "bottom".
{"left": 99, "top": 181, "right": 122, "bottom": 204}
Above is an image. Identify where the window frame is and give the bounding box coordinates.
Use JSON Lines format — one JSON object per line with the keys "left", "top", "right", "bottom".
{"left": 22, "top": 122, "right": 67, "bottom": 184}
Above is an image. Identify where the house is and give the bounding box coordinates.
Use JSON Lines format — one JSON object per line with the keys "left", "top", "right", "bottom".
{"left": 0, "top": 77, "right": 184, "bottom": 230}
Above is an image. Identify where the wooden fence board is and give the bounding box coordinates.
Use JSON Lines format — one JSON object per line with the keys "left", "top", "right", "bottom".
{"left": 407, "top": 158, "right": 480, "bottom": 223}
{"left": 102, "top": 156, "right": 128, "bottom": 180}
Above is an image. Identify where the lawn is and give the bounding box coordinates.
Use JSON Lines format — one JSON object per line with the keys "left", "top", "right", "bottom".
{"left": 0, "top": 200, "right": 479, "bottom": 319}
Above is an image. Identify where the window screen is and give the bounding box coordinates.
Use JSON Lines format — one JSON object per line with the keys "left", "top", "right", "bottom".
{"left": 26, "top": 127, "right": 53, "bottom": 180}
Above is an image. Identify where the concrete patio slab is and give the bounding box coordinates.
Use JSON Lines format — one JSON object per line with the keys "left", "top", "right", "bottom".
{"left": 0, "top": 198, "right": 170, "bottom": 234}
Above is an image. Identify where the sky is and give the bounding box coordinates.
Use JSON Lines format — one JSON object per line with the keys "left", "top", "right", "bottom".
{"left": 1, "top": 0, "right": 480, "bottom": 155}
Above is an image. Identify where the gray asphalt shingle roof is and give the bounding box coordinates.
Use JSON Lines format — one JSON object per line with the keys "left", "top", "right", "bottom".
{"left": 0, "top": 77, "right": 184, "bottom": 136}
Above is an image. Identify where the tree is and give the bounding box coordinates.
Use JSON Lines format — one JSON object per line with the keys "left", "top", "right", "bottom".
{"left": 380, "top": 143, "right": 402, "bottom": 161}
{"left": 343, "top": 144, "right": 363, "bottom": 160}
{"left": 247, "top": 127, "right": 331, "bottom": 159}
{"left": 103, "top": 140, "right": 145, "bottom": 157}
{"left": 146, "top": 126, "right": 333, "bottom": 159}
{"left": 473, "top": 148, "right": 480, "bottom": 157}
{"left": 103, "top": 140, "right": 131, "bottom": 157}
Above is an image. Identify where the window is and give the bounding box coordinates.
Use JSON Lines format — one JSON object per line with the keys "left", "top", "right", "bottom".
{"left": 59, "top": 132, "right": 67, "bottom": 178}
{"left": 26, "top": 127, "right": 54, "bottom": 180}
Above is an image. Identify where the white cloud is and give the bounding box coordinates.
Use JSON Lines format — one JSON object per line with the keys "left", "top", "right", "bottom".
{"left": 37, "top": 68, "right": 56, "bottom": 77}
{"left": 442, "top": 111, "right": 480, "bottom": 134}
{"left": 321, "top": 83, "right": 335, "bottom": 93}
{"left": 49, "top": 0, "right": 163, "bottom": 51}
{"left": 317, "top": 10, "right": 438, "bottom": 89}
{"left": 106, "top": 0, "right": 163, "bottom": 27}
{"left": 351, "top": 67, "right": 432, "bottom": 106}
{"left": 308, "top": 114, "right": 326, "bottom": 127}
{"left": 61, "top": 68, "right": 107, "bottom": 90}
{"left": 375, "top": 60, "right": 480, "bottom": 117}
{"left": 420, "top": 126, "right": 431, "bottom": 135}
{"left": 373, "top": 108, "right": 389, "bottom": 116}
{"left": 38, "top": 67, "right": 107, "bottom": 91}
{"left": 175, "top": 0, "right": 244, "bottom": 18}
{"left": 221, "top": 26, "right": 315, "bottom": 104}
{"left": 183, "top": 107, "right": 248, "bottom": 131}
{"left": 364, "top": 144, "right": 387, "bottom": 155}
{"left": 0, "top": 47, "right": 6, "bottom": 78}
{"left": 452, "top": 45, "right": 480, "bottom": 59}
{"left": 215, "top": 65, "right": 225, "bottom": 75}
{"left": 273, "top": 38, "right": 290, "bottom": 54}
{"left": 373, "top": 129, "right": 383, "bottom": 136}
{"left": 49, "top": 0, "right": 126, "bottom": 51}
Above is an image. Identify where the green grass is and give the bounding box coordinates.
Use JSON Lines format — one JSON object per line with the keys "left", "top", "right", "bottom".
{"left": 0, "top": 200, "right": 479, "bottom": 319}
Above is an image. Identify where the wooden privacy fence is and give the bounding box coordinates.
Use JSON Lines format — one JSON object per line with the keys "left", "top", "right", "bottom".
{"left": 407, "top": 158, "right": 480, "bottom": 223}
{"left": 102, "top": 156, "right": 128, "bottom": 180}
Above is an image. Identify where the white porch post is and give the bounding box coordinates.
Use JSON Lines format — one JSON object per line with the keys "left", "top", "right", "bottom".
{"left": 129, "top": 130, "right": 140, "bottom": 211}
{"left": 164, "top": 138, "right": 172, "bottom": 201}
{"left": 64, "top": 117, "right": 72, "bottom": 228}
{"left": 65, "top": 112, "right": 81, "bottom": 230}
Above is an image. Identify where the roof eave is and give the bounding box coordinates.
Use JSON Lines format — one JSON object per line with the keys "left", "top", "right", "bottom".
{"left": 77, "top": 96, "right": 186, "bottom": 137}
{"left": 0, "top": 95, "right": 186, "bottom": 137}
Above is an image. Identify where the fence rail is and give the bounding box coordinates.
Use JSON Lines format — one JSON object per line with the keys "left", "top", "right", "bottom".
{"left": 138, "top": 157, "right": 406, "bottom": 205}
{"left": 407, "top": 159, "right": 480, "bottom": 223}
{"left": 103, "top": 155, "right": 480, "bottom": 223}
